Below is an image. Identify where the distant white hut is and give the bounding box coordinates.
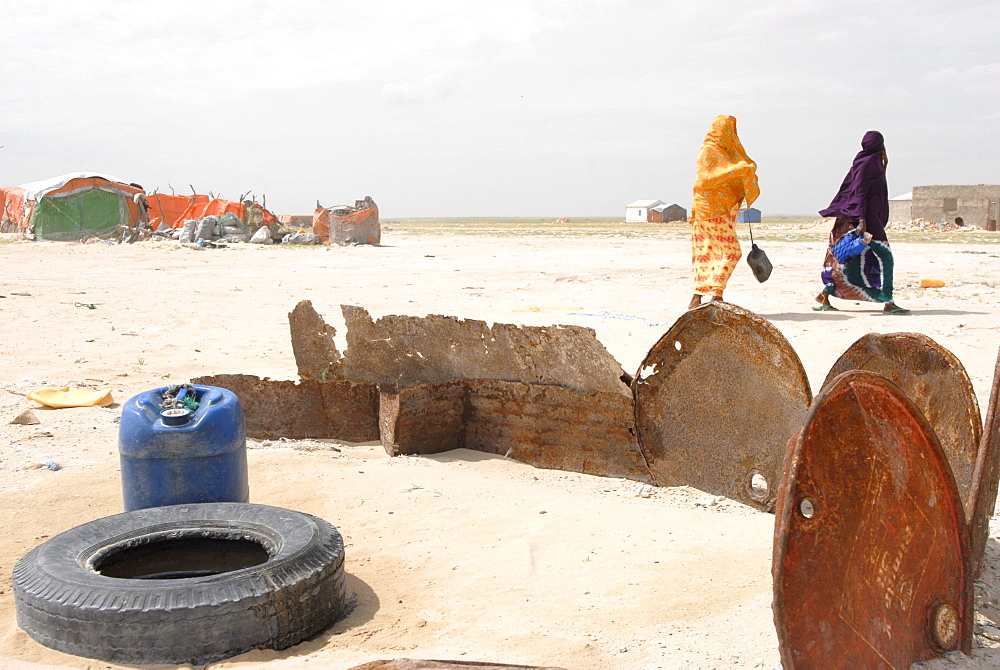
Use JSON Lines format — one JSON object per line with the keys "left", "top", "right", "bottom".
{"left": 888, "top": 192, "right": 912, "bottom": 222}
{"left": 625, "top": 199, "right": 664, "bottom": 223}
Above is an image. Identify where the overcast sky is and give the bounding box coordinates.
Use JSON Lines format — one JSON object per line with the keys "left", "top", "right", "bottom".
{"left": 2, "top": 1, "right": 998, "bottom": 217}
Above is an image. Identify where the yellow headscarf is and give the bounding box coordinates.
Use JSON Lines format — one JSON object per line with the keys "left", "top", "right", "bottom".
{"left": 691, "top": 115, "right": 760, "bottom": 221}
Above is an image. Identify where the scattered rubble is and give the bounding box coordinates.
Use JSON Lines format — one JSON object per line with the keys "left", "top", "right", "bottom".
{"left": 888, "top": 218, "right": 979, "bottom": 232}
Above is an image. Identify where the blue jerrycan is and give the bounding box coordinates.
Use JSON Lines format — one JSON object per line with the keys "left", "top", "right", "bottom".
{"left": 118, "top": 384, "right": 249, "bottom": 511}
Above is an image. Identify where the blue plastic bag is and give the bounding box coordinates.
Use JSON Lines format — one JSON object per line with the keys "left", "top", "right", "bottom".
{"left": 832, "top": 231, "right": 868, "bottom": 263}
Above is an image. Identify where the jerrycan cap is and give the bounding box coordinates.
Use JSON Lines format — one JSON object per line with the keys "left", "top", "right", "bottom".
{"left": 160, "top": 407, "right": 193, "bottom": 426}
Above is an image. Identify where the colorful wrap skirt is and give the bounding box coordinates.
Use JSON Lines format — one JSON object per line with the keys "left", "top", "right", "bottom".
{"left": 821, "top": 217, "right": 895, "bottom": 303}
{"left": 692, "top": 212, "right": 741, "bottom": 297}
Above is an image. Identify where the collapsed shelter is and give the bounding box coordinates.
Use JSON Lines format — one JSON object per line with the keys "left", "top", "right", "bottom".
{"left": 314, "top": 197, "right": 380, "bottom": 245}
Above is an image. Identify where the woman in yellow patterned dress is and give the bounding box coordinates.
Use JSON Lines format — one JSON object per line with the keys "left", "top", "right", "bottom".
{"left": 687, "top": 115, "right": 760, "bottom": 310}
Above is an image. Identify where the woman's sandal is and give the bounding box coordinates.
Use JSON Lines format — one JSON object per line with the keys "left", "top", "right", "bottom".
{"left": 812, "top": 304, "right": 837, "bottom": 311}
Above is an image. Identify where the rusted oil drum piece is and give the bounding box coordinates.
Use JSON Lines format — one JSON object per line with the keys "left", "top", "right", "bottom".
{"left": 773, "top": 371, "right": 971, "bottom": 670}
{"left": 823, "top": 332, "right": 982, "bottom": 516}
{"left": 969, "top": 345, "right": 1000, "bottom": 578}
{"left": 633, "top": 302, "right": 812, "bottom": 511}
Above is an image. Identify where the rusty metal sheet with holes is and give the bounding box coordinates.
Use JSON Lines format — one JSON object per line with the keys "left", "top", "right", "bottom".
{"left": 823, "top": 332, "right": 982, "bottom": 516}
{"left": 773, "top": 371, "right": 971, "bottom": 669}
{"left": 288, "top": 301, "right": 631, "bottom": 394}
{"left": 380, "top": 378, "right": 653, "bottom": 483}
{"left": 632, "top": 302, "right": 812, "bottom": 511}
{"left": 969, "top": 345, "right": 1000, "bottom": 578}
{"left": 192, "top": 373, "right": 379, "bottom": 441}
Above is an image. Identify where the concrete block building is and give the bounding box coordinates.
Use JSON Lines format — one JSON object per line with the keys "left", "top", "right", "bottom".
{"left": 910, "top": 185, "right": 1000, "bottom": 228}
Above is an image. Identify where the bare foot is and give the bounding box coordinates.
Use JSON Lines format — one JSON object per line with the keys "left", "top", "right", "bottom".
{"left": 710, "top": 296, "right": 724, "bottom": 302}
{"left": 688, "top": 294, "right": 702, "bottom": 310}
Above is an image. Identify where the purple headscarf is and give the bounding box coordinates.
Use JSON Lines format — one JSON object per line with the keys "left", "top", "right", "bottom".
{"left": 819, "top": 130, "right": 889, "bottom": 240}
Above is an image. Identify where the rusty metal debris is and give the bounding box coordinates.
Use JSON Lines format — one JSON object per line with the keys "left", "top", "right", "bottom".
{"left": 632, "top": 302, "right": 812, "bottom": 511}
{"left": 289, "top": 301, "right": 631, "bottom": 394}
{"left": 192, "top": 373, "right": 379, "bottom": 441}
{"left": 823, "top": 332, "right": 982, "bottom": 514}
{"left": 347, "top": 660, "right": 565, "bottom": 670}
{"left": 289, "top": 300, "right": 342, "bottom": 381}
{"left": 202, "top": 302, "right": 646, "bottom": 483}
{"left": 969, "top": 345, "right": 1000, "bottom": 578}
{"left": 381, "top": 378, "right": 652, "bottom": 483}
{"left": 773, "top": 370, "right": 971, "bottom": 669}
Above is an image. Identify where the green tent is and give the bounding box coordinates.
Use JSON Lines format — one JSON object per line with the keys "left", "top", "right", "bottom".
{"left": 31, "top": 187, "right": 130, "bottom": 241}
{"left": 18, "top": 173, "right": 144, "bottom": 241}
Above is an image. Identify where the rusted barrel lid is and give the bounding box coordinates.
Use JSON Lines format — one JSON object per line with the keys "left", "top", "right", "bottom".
{"left": 823, "top": 332, "right": 982, "bottom": 516}
{"left": 633, "top": 302, "right": 811, "bottom": 511}
{"left": 773, "top": 371, "right": 971, "bottom": 669}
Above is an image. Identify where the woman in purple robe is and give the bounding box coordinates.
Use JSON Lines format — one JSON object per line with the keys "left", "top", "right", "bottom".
{"left": 814, "top": 130, "right": 908, "bottom": 313}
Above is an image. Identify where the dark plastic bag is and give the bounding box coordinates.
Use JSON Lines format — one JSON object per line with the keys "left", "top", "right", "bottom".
{"left": 747, "top": 243, "right": 772, "bottom": 282}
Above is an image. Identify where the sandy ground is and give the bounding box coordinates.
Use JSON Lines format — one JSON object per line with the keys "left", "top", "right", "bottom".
{"left": 1, "top": 228, "right": 999, "bottom": 670}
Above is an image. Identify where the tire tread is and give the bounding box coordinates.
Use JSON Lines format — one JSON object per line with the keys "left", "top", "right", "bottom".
{"left": 13, "top": 503, "right": 348, "bottom": 665}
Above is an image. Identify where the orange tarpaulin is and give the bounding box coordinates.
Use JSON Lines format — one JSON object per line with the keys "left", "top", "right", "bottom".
{"left": 41, "top": 177, "right": 143, "bottom": 201}
{"left": 313, "top": 206, "right": 332, "bottom": 243}
{"left": 181, "top": 197, "right": 244, "bottom": 223}
{"left": 147, "top": 194, "right": 277, "bottom": 229}
{"left": 0, "top": 186, "right": 27, "bottom": 232}
{"left": 147, "top": 194, "right": 208, "bottom": 229}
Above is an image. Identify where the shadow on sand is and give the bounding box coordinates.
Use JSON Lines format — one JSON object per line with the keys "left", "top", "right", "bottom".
{"left": 219, "top": 573, "right": 380, "bottom": 665}
{"left": 760, "top": 312, "right": 853, "bottom": 322}
{"left": 761, "top": 307, "right": 989, "bottom": 322}
{"left": 957, "top": 536, "right": 1000, "bottom": 665}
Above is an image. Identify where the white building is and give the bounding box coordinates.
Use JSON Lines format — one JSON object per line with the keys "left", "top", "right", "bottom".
{"left": 888, "top": 192, "right": 912, "bottom": 222}
{"left": 625, "top": 199, "right": 665, "bottom": 223}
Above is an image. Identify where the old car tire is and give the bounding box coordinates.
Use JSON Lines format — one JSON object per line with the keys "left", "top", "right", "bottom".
{"left": 13, "top": 502, "right": 348, "bottom": 665}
